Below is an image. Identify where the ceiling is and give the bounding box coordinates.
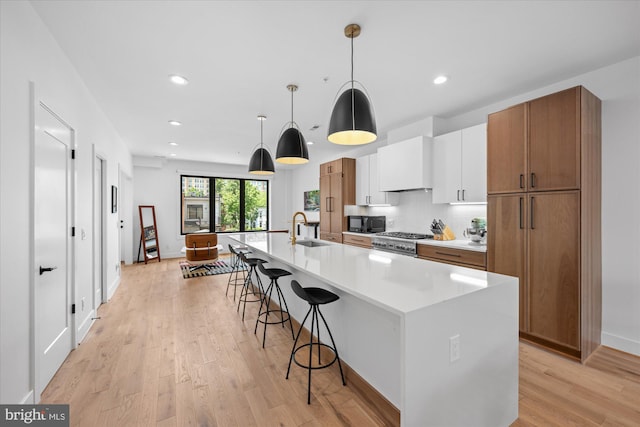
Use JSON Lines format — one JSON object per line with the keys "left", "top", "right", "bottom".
{"left": 30, "top": 1, "right": 640, "bottom": 169}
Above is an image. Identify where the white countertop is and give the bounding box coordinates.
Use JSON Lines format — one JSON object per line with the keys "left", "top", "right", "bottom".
{"left": 230, "top": 232, "right": 511, "bottom": 315}
{"left": 342, "top": 231, "right": 487, "bottom": 252}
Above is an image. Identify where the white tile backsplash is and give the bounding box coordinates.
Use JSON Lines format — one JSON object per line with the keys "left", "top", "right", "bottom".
{"left": 345, "top": 190, "right": 487, "bottom": 240}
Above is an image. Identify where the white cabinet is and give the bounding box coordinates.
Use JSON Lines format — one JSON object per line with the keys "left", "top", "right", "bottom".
{"left": 433, "top": 123, "right": 487, "bottom": 203}
{"left": 378, "top": 136, "right": 433, "bottom": 191}
{"left": 356, "top": 153, "right": 399, "bottom": 206}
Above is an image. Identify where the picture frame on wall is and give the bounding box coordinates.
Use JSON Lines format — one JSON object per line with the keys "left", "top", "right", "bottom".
{"left": 111, "top": 185, "right": 118, "bottom": 213}
{"left": 304, "top": 190, "right": 320, "bottom": 212}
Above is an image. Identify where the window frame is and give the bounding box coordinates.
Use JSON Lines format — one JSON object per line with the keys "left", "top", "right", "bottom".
{"left": 179, "top": 174, "right": 269, "bottom": 235}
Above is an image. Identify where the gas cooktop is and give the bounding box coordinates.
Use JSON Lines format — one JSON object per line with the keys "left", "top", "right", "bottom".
{"left": 375, "top": 231, "right": 433, "bottom": 240}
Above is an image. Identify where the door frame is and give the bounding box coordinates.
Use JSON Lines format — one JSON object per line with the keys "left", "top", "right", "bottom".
{"left": 93, "top": 147, "right": 108, "bottom": 305}
{"left": 29, "top": 83, "right": 77, "bottom": 402}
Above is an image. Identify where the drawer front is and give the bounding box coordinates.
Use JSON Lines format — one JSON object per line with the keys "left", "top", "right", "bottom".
{"left": 343, "top": 234, "right": 372, "bottom": 248}
{"left": 417, "top": 245, "right": 487, "bottom": 269}
{"left": 320, "top": 232, "right": 343, "bottom": 243}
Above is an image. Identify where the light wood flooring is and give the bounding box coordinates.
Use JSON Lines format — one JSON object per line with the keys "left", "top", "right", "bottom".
{"left": 41, "top": 258, "right": 640, "bottom": 426}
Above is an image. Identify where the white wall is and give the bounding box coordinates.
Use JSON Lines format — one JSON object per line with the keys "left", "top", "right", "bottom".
{"left": 0, "top": 1, "right": 132, "bottom": 403}
{"left": 132, "top": 157, "right": 291, "bottom": 259}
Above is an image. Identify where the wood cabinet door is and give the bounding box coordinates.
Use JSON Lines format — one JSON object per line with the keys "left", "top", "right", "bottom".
{"left": 528, "top": 87, "right": 580, "bottom": 192}
{"left": 487, "top": 195, "right": 527, "bottom": 331}
{"left": 527, "top": 191, "right": 580, "bottom": 349}
{"left": 319, "top": 174, "right": 331, "bottom": 234}
{"left": 487, "top": 104, "right": 527, "bottom": 194}
{"left": 329, "top": 172, "right": 343, "bottom": 234}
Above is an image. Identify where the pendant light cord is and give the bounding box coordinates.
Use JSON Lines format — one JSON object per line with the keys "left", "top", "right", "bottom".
{"left": 290, "top": 87, "right": 294, "bottom": 127}
{"left": 350, "top": 28, "right": 355, "bottom": 130}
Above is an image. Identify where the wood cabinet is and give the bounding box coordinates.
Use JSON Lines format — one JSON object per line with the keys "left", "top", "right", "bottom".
{"left": 342, "top": 233, "right": 372, "bottom": 248}
{"left": 487, "top": 86, "right": 601, "bottom": 362}
{"left": 319, "top": 158, "right": 355, "bottom": 244}
{"left": 417, "top": 244, "right": 486, "bottom": 270}
{"left": 488, "top": 86, "right": 583, "bottom": 194}
{"left": 356, "top": 153, "right": 399, "bottom": 206}
{"left": 433, "top": 123, "right": 487, "bottom": 203}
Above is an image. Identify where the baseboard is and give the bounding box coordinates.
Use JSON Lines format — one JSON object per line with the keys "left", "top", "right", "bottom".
{"left": 107, "top": 276, "right": 120, "bottom": 300}
{"left": 602, "top": 332, "right": 640, "bottom": 356}
{"left": 76, "top": 310, "right": 94, "bottom": 343}
{"left": 20, "top": 389, "right": 34, "bottom": 404}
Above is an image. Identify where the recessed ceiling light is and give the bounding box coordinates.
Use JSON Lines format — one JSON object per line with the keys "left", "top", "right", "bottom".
{"left": 168, "top": 142, "right": 178, "bottom": 146}
{"left": 169, "top": 74, "right": 188, "bottom": 85}
{"left": 307, "top": 141, "right": 314, "bottom": 145}
{"left": 168, "top": 120, "right": 182, "bottom": 126}
{"left": 434, "top": 75, "right": 448, "bottom": 85}
{"left": 170, "top": 153, "right": 177, "bottom": 157}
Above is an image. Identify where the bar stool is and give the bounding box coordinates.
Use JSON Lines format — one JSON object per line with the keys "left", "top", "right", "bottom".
{"left": 226, "top": 244, "right": 249, "bottom": 301}
{"left": 286, "top": 280, "right": 345, "bottom": 404}
{"left": 237, "top": 251, "right": 267, "bottom": 321}
{"left": 254, "top": 262, "right": 294, "bottom": 348}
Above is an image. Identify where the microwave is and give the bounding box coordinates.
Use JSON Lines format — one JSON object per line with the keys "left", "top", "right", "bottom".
{"left": 348, "top": 216, "right": 386, "bottom": 233}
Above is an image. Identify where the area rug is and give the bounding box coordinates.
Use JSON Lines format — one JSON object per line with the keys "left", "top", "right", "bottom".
{"left": 180, "top": 260, "right": 246, "bottom": 278}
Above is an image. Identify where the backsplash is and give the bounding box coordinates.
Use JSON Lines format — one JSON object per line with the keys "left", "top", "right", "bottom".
{"left": 344, "top": 190, "right": 487, "bottom": 239}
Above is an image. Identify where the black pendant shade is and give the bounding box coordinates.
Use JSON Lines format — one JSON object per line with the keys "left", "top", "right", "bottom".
{"left": 275, "top": 127, "right": 309, "bottom": 165}
{"left": 248, "top": 147, "right": 275, "bottom": 175}
{"left": 328, "top": 23, "right": 377, "bottom": 146}
{"left": 328, "top": 87, "right": 377, "bottom": 145}
{"left": 249, "top": 114, "right": 275, "bottom": 175}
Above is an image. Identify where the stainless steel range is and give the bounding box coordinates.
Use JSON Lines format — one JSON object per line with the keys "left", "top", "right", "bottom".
{"left": 371, "top": 232, "right": 432, "bottom": 257}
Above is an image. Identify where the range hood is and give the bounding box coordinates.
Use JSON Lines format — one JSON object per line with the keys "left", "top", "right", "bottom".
{"left": 378, "top": 136, "right": 433, "bottom": 191}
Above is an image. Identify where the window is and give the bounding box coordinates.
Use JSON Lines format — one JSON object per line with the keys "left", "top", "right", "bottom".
{"left": 180, "top": 175, "right": 269, "bottom": 234}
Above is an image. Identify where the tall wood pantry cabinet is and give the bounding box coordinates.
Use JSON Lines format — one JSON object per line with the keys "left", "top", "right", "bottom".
{"left": 487, "top": 86, "right": 601, "bottom": 362}
{"left": 319, "top": 158, "right": 355, "bottom": 243}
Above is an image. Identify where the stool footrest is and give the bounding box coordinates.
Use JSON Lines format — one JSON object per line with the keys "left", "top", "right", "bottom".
{"left": 292, "top": 342, "right": 339, "bottom": 370}
{"left": 256, "top": 309, "right": 290, "bottom": 325}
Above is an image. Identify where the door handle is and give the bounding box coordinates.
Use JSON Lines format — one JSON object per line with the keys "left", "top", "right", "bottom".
{"left": 461, "top": 189, "right": 465, "bottom": 201}
{"left": 519, "top": 197, "right": 524, "bottom": 229}
{"left": 530, "top": 196, "right": 535, "bottom": 230}
{"left": 457, "top": 190, "right": 460, "bottom": 201}
{"left": 530, "top": 173, "right": 536, "bottom": 188}
{"left": 39, "top": 266, "right": 58, "bottom": 275}
{"left": 519, "top": 174, "right": 525, "bottom": 189}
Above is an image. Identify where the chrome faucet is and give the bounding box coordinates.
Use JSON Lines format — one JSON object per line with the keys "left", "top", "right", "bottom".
{"left": 291, "top": 211, "right": 308, "bottom": 245}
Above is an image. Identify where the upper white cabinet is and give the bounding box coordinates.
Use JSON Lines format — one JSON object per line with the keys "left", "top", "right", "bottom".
{"left": 356, "top": 153, "right": 399, "bottom": 206}
{"left": 433, "top": 123, "right": 487, "bottom": 203}
{"left": 378, "top": 136, "right": 433, "bottom": 192}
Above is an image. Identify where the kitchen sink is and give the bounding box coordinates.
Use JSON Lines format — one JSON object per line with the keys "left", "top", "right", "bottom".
{"left": 295, "top": 240, "right": 329, "bottom": 247}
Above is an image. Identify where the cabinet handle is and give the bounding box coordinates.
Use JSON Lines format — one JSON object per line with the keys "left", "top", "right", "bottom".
{"left": 519, "top": 174, "right": 525, "bottom": 189}
{"left": 435, "top": 251, "right": 461, "bottom": 258}
{"left": 530, "top": 173, "right": 536, "bottom": 188}
{"left": 461, "top": 189, "right": 466, "bottom": 201}
{"left": 457, "top": 190, "right": 460, "bottom": 201}
{"left": 530, "top": 196, "right": 535, "bottom": 230}
{"left": 519, "top": 197, "right": 524, "bottom": 229}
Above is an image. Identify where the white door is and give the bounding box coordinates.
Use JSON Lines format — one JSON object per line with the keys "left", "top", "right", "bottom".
{"left": 34, "top": 102, "right": 74, "bottom": 398}
{"left": 94, "top": 155, "right": 105, "bottom": 307}
{"left": 461, "top": 123, "right": 487, "bottom": 203}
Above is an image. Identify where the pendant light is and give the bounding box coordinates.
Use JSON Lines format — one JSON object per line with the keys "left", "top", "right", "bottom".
{"left": 328, "top": 23, "right": 377, "bottom": 145}
{"left": 248, "top": 115, "right": 275, "bottom": 175}
{"left": 275, "top": 84, "right": 309, "bottom": 164}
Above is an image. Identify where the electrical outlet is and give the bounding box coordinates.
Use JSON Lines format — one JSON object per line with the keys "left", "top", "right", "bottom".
{"left": 450, "top": 334, "right": 460, "bottom": 362}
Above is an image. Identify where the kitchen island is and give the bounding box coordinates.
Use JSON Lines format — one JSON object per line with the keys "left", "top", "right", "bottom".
{"left": 230, "top": 232, "right": 518, "bottom": 427}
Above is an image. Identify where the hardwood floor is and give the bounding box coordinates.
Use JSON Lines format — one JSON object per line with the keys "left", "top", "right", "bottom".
{"left": 41, "top": 258, "right": 640, "bottom": 426}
